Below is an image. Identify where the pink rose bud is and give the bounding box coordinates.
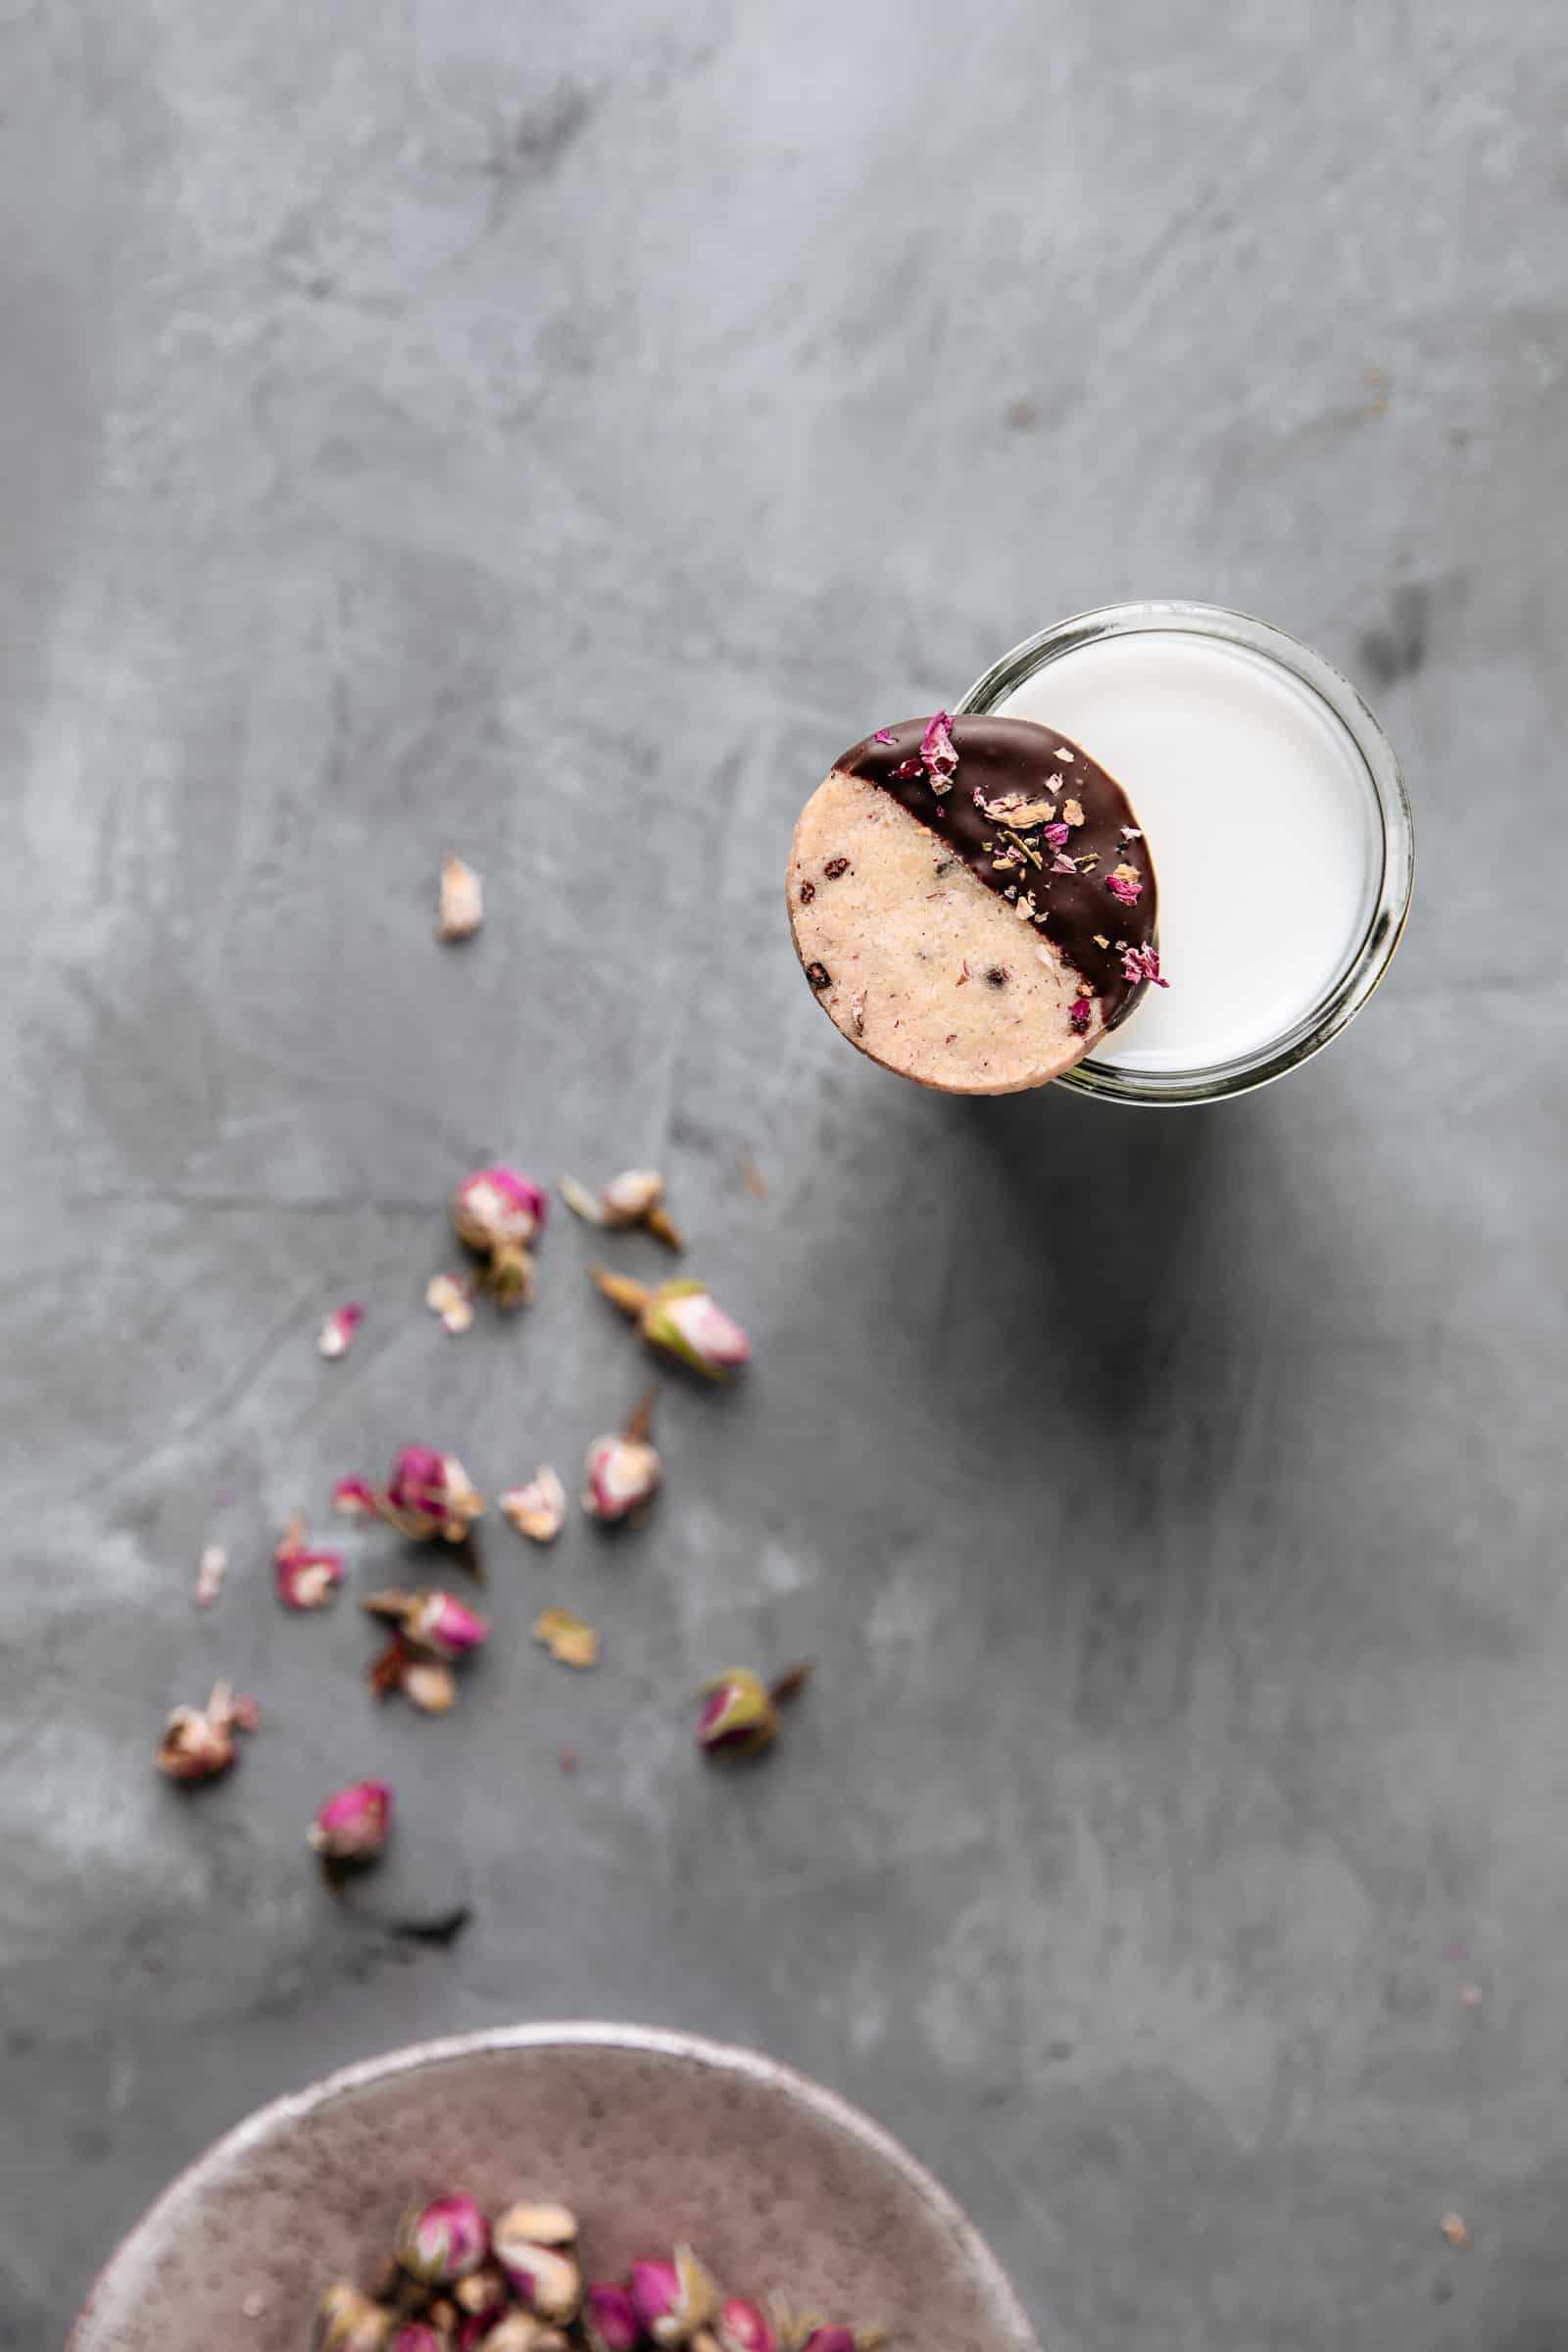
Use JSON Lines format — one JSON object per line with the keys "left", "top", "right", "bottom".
{"left": 394, "top": 2328, "right": 445, "bottom": 2352}
{"left": 318, "top": 1302, "right": 366, "bottom": 1360}
{"left": 397, "top": 2193, "right": 491, "bottom": 2285}
{"left": 629, "top": 2249, "right": 719, "bottom": 2345}
{"left": 586, "top": 2282, "right": 646, "bottom": 2352}
{"left": 453, "top": 1166, "right": 547, "bottom": 1306}
{"left": 696, "top": 1670, "right": 778, "bottom": 1760}
{"left": 582, "top": 1432, "right": 662, "bottom": 1524}
{"left": 156, "top": 1680, "right": 258, "bottom": 1783}
{"left": 719, "top": 2299, "right": 775, "bottom": 2352}
{"left": 482, "top": 2320, "right": 569, "bottom": 2352}
{"left": 405, "top": 1589, "right": 490, "bottom": 1659}
{"left": 275, "top": 1516, "right": 345, "bottom": 1611}
{"left": 332, "top": 1475, "right": 380, "bottom": 1518}
{"left": 593, "top": 1273, "right": 751, "bottom": 1380}
{"left": 384, "top": 1446, "right": 486, "bottom": 1542}
{"left": 309, "top": 1778, "right": 393, "bottom": 1866}
{"left": 492, "top": 2213, "right": 582, "bottom": 2324}
{"left": 315, "top": 2281, "right": 395, "bottom": 2351}
{"left": 799, "top": 2333, "right": 858, "bottom": 2352}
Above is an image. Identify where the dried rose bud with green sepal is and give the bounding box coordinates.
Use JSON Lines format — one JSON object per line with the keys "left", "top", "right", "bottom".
{"left": 592, "top": 1273, "right": 751, "bottom": 1380}
{"left": 396, "top": 2192, "right": 491, "bottom": 2285}
{"left": 452, "top": 1166, "right": 547, "bottom": 1306}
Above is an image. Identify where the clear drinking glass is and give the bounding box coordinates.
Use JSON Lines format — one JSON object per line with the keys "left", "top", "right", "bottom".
{"left": 956, "top": 600, "right": 1415, "bottom": 1106}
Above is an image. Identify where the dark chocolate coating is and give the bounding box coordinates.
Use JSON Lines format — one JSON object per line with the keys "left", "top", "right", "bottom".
{"left": 840, "top": 715, "right": 1159, "bottom": 1030}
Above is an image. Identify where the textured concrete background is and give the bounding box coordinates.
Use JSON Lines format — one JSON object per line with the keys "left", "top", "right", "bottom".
{"left": 4, "top": 2, "right": 1567, "bottom": 2345}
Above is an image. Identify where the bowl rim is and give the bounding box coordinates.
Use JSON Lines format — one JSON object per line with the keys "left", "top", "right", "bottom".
{"left": 70, "top": 2020, "right": 1041, "bottom": 2350}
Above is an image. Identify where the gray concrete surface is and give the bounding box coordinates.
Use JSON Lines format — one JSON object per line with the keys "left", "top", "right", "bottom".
{"left": 4, "top": 3, "right": 1566, "bottom": 2345}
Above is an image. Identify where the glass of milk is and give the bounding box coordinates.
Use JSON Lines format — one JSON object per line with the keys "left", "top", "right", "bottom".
{"left": 957, "top": 601, "right": 1414, "bottom": 1106}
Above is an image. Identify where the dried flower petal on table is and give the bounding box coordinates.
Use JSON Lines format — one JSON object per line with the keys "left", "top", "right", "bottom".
{"left": 593, "top": 1272, "right": 751, "bottom": 1379}
{"left": 402, "top": 1654, "right": 459, "bottom": 1714}
{"left": 318, "top": 1302, "right": 365, "bottom": 1360}
{"left": 309, "top": 1778, "right": 393, "bottom": 1867}
{"left": 381, "top": 1446, "right": 486, "bottom": 1543}
{"left": 438, "top": 854, "right": 484, "bottom": 942}
{"left": 630, "top": 2249, "right": 720, "bottom": 2346}
{"left": 157, "top": 1679, "right": 258, "bottom": 1782}
{"left": 501, "top": 1466, "right": 567, "bottom": 1544}
{"left": 192, "top": 1543, "right": 227, "bottom": 1608}
{"left": 332, "top": 1476, "right": 379, "bottom": 1519}
{"left": 425, "top": 1271, "right": 475, "bottom": 1334}
{"left": 315, "top": 2281, "right": 395, "bottom": 2351}
{"left": 1439, "top": 2212, "right": 1470, "bottom": 2248}
{"left": 275, "top": 1515, "right": 344, "bottom": 1611}
{"left": 533, "top": 1605, "right": 599, "bottom": 1669}
{"left": 398, "top": 2193, "right": 491, "bottom": 2285}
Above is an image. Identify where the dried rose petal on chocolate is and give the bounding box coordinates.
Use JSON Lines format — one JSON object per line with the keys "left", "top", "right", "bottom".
{"left": 501, "top": 1466, "right": 567, "bottom": 1544}
{"left": 156, "top": 1679, "right": 257, "bottom": 1783}
{"left": 315, "top": 2281, "right": 396, "bottom": 2352}
{"left": 533, "top": 1605, "right": 600, "bottom": 1669}
{"left": 425, "top": 1271, "right": 475, "bottom": 1335}
{"left": 1069, "top": 995, "right": 1093, "bottom": 1035}
{"left": 919, "top": 709, "right": 957, "bottom": 786}
{"left": 871, "top": 728, "right": 896, "bottom": 744}
{"left": 192, "top": 1542, "right": 227, "bottom": 1609}
{"left": 438, "top": 854, "right": 484, "bottom": 941}
{"left": 381, "top": 1446, "right": 485, "bottom": 1543}
{"left": 630, "top": 2249, "right": 720, "bottom": 2345}
{"left": 309, "top": 1778, "right": 393, "bottom": 1866}
{"left": 332, "top": 1476, "right": 379, "bottom": 1519}
{"left": 318, "top": 1302, "right": 365, "bottom": 1360}
{"left": 275, "top": 1515, "right": 345, "bottom": 1611}
{"left": 1106, "top": 865, "right": 1143, "bottom": 906}
{"left": 1120, "top": 942, "right": 1169, "bottom": 989}
{"left": 398, "top": 2193, "right": 491, "bottom": 2285}
{"left": 1062, "top": 797, "right": 1085, "bottom": 826}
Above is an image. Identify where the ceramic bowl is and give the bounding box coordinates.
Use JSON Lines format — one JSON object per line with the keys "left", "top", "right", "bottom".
{"left": 69, "top": 2022, "right": 1039, "bottom": 2352}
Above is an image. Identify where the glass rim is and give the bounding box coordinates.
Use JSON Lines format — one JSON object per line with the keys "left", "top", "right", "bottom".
{"left": 956, "top": 599, "right": 1416, "bottom": 1106}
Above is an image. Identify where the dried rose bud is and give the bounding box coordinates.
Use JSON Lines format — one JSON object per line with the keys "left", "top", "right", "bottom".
{"left": 594, "top": 1273, "right": 751, "bottom": 1380}
{"left": 493, "top": 2216, "right": 582, "bottom": 2324}
{"left": 318, "top": 1302, "right": 366, "bottom": 1360}
{"left": 315, "top": 2281, "right": 395, "bottom": 2351}
{"left": 439, "top": 853, "right": 484, "bottom": 941}
{"left": 453, "top": 1166, "right": 546, "bottom": 1306}
{"left": 275, "top": 1516, "right": 345, "bottom": 1611}
{"left": 393, "top": 2327, "right": 445, "bottom": 2352}
{"left": 798, "top": 2332, "right": 858, "bottom": 2352}
{"left": 383, "top": 1446, "right": 486, "bottom": 1543}
{"left": 497, "top": 2202, "right": 577, "bottom": 2245}
{"left": 401, "top": 1653, "right": 459, "bottom": 1714}
{"left": 501, "top": 1466, "right": 567, "bottom": 1544}
{"left": 585, "top": 2281, "right": 645, "bottom": 2352}
{"left": 582, "top": 1428, "right": 662, "bottom": 1524}
{"left": 562, "top": 1167, "right": 684, "bottom": 1250}
{"left": 404, "top": 1589, "right": 490, "bottom": 1659}
{"left": 629, "top": 2250, "right": 719, "bottom": 2346}
{"left": 718, "top": 2300, "right": 775, "bottom": 2352}
{"left": 309, "top": 1778, "right": 393, "bottom": 1866}
{"left": 156, "top": 1680, "right": 258, "bottom": 1782}
{"left": 333, "top": 1476, "right": 380, "bottom": 1518}
{"left": 484, "top": 2319, "right": 569, "bottom": 2352}
{"left": 425, "top": 1271, "right": 475, "bottom": 1335}
{"left": 454, "top": 2266, "right": 513, "bottom": 2325}
{"left": 696, "top": 1670, "right": 778, "bottom": 1759}
{"left": 398, "top": 2192, "right": 491, "bottom": 2285}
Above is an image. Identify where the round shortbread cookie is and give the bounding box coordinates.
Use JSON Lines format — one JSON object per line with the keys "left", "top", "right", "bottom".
{"left": 788, "top": 712, "right": 1161, "bottom": 1095}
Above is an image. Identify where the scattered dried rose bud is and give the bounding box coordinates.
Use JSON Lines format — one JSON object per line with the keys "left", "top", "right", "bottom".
{"left": 452, "top": 1166, "right": 548, "bottom": 1307}
{"left": 454, "top": 2267, "right": 513, "bottom": 2327}
{"left": 315, "top": 2281, "right": 395, "bottom": 2351}
{"left": 501, "top": 1466, "right": 567, "bottom": 1544}
{"left": 438, "top": 854, "right": 484, "bottom": 941}
{"left": 309, "top": 1778, "right": 393, "bottom": 1867}
{"left": 593, "top": 1272, "right": 751, "bottom": 1380}
{"left": 382, "top": 1446, "right": 486, "bottom": 1543}
{"left": 696, "top": 1670, "right": 779, "bottom": 1760}
{"left": 533, "top": 1605, "right": 600, "bottom": 1670}
{"left": 582, "top": 1412, "right": 662, "bottom": 1524}
{"left": 586, "top": 2282, "right": 645, "bottom": 2352}
{"left": 425, "top": 1270, "right": 475, "bottom": 1334}
{"left": 398, "top": 2193, "right": 491, "bottom": 2285}
{"left": 156, "top": 1680, "right": 258, "bottom": 1783}
{"left": 275, "top": 1516, "right": 345, "bottom": 1611}
{"left": 493, "top": 2217, "right": 583, "bottom": 2323}
{"left": 484, "top": 2320, "right": 569, "bottom": 2352}
{"left": 719, "top": 2298, "right": 776, "bottom": 2352}
{"left": 192, "top": 1543, "right": 227, "bottom": 1609}
{"left": 318, "top": 1303, "right": 365, "bottom": 1360}
{"left": 629, "top": 2250, "right": 720, "bottom": 2346}
{"left": 332, "top": 1476, "right": 379, "bottom": 1518}
{"left": 392, "top": 2327, "right": 444, "bottom": 2352}
{"left": 498, "top": 2203, "right": 577, "bottom": 2246}
{"left": 564, "top": 1169, "right": 683, "bottom": 1250}
{"left": 400, "top": 1589, "right": 491, "bottom": 1659}
{"left": 401, "top": 1653, "right": 459, "bottom": 1714}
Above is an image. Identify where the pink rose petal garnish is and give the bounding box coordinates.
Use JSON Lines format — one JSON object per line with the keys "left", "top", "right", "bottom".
{"left": 1120, "top": 942, "right": 1169, "bottom": 989}
{"left": 1069, "top": 995, "right": 1093, "bottom": 1035}
{"left": 1106, "top": 872, "right": 1143, "bottom": 905}
{"left": 317, "top": 1303, "right": 365, "bottom": 1361}
{"left": 920, "top": 710, "right": 957, "bottom": 785}
{"left": 1052, "top": 854, "right": 1078, "bottom": 874}
{"left": 890, "top": 756, "right": 923, "bottom": 780}
{"left": 872, "top": 728, "right": 896, "bottom": 745}
{"left": 1043, "top": 822, "right": 1070, "bottom": 849}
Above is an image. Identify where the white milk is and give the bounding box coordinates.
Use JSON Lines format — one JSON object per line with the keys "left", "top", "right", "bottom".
{"left": 996, "top": 632, "right": 1380, "bottom": 1075}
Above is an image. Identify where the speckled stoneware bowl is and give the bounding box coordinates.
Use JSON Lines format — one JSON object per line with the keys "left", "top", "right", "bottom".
{"left": 70, "top": 2023, "right": 1039, "bottom": 2352}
